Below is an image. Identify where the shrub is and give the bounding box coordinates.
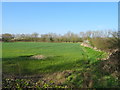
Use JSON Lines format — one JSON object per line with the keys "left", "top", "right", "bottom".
{"left": 2, "top": 33, "right": 14, "bottom": 42}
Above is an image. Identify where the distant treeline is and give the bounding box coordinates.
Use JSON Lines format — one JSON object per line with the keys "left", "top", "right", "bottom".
{"left": 0, "top": 30, "right": 117, "bottom": 42}
{"left": 1, "top": 30, "right": 120, "bottom": 51}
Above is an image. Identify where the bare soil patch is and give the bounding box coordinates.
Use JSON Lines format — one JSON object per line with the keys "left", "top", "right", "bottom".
{"left": 42, "top": 70, "right": 73, "bottom": 85}
{"left": 30, "top": 55, "right": 46, "bottom": 60}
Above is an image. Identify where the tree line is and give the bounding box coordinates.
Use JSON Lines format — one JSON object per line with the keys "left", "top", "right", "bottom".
{"left": 1, "top": 30, "right": 120, "bottom": 51}
{"left": 1, "top": 30, "right": 116, "bottom": 43}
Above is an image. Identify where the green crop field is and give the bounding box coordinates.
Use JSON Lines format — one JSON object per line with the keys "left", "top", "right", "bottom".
{"left": 2, "top": 42, "right": 105, "bottom": 75}
{"left": 2, "top": 42, "right": 118, "bottom": 88}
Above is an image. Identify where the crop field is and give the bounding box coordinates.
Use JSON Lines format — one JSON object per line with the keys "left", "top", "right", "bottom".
{"left": 3, "top": 42, "right": 118, "bottom": 88}
{"left": 2, "top": 42, "right": 105, "bottom": 75}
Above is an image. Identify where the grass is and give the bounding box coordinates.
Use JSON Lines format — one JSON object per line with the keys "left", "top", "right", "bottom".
{"left": 3, "top": 42, "right": 119, "bottom": 88}
{"left": 2, "top": 42, "right": 105, "bottom": 75}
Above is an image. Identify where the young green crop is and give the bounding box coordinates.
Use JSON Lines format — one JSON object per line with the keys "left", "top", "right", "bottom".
{"left": 2, "top": 42, "right": 106, "bottom": 75}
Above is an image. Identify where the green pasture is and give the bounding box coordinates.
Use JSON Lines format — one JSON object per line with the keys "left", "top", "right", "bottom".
{"left": 2, "top": 42, "right": 105, "bottom": 75}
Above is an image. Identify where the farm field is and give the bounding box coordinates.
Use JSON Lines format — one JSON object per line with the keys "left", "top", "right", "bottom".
{"left": 2, "top": 42, "right": 118, "bottom": 88}
{"left": 2, "top": 42, "right": 105, "bottom": 75}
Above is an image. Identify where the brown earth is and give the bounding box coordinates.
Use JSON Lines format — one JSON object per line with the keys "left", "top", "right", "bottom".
{"left": 30, "top": 55, "right": 46, "bottom": 60}
{"left": 101, "top": 49, "right": 120, "bottom": 78}
{"left": 42, "top": 70, "right": 73, "bottom": 85}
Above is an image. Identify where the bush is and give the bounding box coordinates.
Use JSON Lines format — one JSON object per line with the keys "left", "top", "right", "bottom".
{"left": 2, "top": 33, "right": 14, "bottom": 42}
{"left": 88, "top": 38, "right": 111, "bottom": 51}
{"left": 88, "top": 34, "right": 120, "bottom": 51}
